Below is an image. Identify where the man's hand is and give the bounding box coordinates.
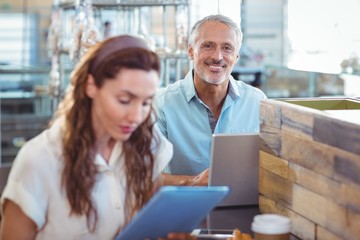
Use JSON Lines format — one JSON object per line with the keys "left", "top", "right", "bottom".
{"left": 188, "top": 169, "right": 209, "bottom": 186}
{"left": 161, "top": 169, "right": 209, "bottom": 186}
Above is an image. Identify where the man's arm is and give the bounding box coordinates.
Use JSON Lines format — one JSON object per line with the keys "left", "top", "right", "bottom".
{"left": 161, "top": 169, "right": 209, "bottom": 186}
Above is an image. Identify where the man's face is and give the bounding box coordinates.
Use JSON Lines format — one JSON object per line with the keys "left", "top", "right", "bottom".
{"left": 189, "top": 21, "right": 239, "bottom": 85}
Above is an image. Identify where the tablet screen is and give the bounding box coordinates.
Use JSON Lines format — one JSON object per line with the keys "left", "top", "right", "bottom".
{"left": 115, "top": 186, "right": 230, "bottom": 240}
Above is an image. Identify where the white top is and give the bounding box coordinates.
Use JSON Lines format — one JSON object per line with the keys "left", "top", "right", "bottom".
{"left": 1, "top": 120, "right": 173, "bottom": 240}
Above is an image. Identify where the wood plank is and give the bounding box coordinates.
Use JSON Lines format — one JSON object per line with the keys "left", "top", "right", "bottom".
{"left": 292, "top": 184, "right": 348, "bottom": 238}
{"left": 282, "top": 131, "right": 334, "bottom": 178}
{"left": 260, "top": 150, "right": 288, "bottom": 179}
{"left": 258, "top": 194, "right": 277, "bottom": 213}
{"left": 334, "top": 153, "right": 360, "bottom": 186}
{"left": 259, "top": 195, "right": 315, "bottom": 240}
{"left": 289, "top": 234, "right": 302, "bottom": 240}
{"left": 259, "top": 98, "right": 360, "bottom": 239}
{"left": 288, "top": 209, "right": 316, "bottom": 240}
{"left": 260, "top": 100, "right": 281, "bottom": 129}
{"left": 288, "top": 162, "right": 342, "bottom": 204}
{"left": 259, "top": 168, "right": 293, "bottom": 207}
{"left": 260, "top": 125, "right": 281, "bottom": 157}
{"left": 281, "top": 102, "right": 314, "bottom": 139}
{"left": 313, "top": 114, "right": 360, "bottom": 155}
{"left": 316, "top": 226, "right": 342, "bottom": 240}
{"left": 344, "top": 209, "right": 360, "bottom": 239}
{"left": 341, "top": 183, "right": 360, "bottom": 212}
{"left": 332, "top": 146, "right": 360, "bottom": 186}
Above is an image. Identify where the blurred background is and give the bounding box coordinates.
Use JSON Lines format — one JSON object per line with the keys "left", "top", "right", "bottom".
{"left": 1, "top": 0, "right": 360, "bottom": 166}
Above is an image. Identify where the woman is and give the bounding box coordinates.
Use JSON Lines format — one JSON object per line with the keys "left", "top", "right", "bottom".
{"left": 0, "top": 35, "right": 188, "bottom": 239}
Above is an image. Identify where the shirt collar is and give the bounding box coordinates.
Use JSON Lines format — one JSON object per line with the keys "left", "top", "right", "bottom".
{"left": 184, "top": 70, "right": 197, "bottom": 102}
{"left": 95, "top": 141, "right": 123, "bottom": 172}
{"left": 228, "top": 75, "right": 241, "bottom": 100}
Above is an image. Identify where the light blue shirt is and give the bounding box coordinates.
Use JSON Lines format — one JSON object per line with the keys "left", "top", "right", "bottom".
{"left": 155, "top": 70, "right": 267, "bottom": 175}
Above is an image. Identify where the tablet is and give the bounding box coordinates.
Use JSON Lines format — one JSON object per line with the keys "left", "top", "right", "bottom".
{"left": 115, "top": 186, "right": 230, "bottom": 240}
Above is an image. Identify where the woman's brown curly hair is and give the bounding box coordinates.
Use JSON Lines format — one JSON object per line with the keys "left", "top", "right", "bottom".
{"left": 54, "top": 36, "right": 161, "bottom": 232}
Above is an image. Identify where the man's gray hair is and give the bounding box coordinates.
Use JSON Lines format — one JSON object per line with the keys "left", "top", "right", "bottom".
{"left": 188, "top": 14, "right": 243, "bottom": 51}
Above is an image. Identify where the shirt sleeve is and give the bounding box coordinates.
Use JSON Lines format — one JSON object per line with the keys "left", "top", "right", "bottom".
{"left": 151, "top": 124, "right": 173, "bottom": 180}
{"left": 154, "top": 88, "right": 168, "bottom": 138}
{"left": 1, "top": 138, "right": 51, "bottom": 229}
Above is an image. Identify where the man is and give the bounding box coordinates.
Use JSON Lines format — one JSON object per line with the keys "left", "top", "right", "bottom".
{"left": 155, "top": 14, "right": 267, "bottom": 186}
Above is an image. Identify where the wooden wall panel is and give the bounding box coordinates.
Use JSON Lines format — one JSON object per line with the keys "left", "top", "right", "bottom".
{"left": 260, "top": 100, "right": 281, "bottom": 128}
{"left": 288, "top": 163, "right": 342, "bottom": 202}
{"left": 259, "top": 195, "right": 316, "bottom": 240}
{"left": 259, "top": 98, "right": 360, "bottom": 239}
{"left": 260, "top": 151, "right": 288, "bottom": 178}
{"left": 259, "top": 167, "right": 292, "bottom": 207}
{"left": 260, "top": 125, "right": 281, "bottom": 156}
{"left": 282, "top": 131, "right": 334, "bottom": 178}
{"left": 333, "top": 152, "right": 360, "bottom": 186}
{"left": 316, "top": 226, "right": 342, "bottom": 240}
{"left": 341, "top": 183, "right": 360, "bottom": 212}
{"left": 313, "top": 115, "right": 360, "bottom": 155}
{"left": 281, "top": 104, "right": 314, "bottom": 138}
{"left": 292, "top": 184, "right": 347, "bottom": 237}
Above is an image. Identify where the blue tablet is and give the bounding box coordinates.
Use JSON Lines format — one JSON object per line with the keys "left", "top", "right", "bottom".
{"left": 115, "top": 186, "right": 230, "bottom": 240}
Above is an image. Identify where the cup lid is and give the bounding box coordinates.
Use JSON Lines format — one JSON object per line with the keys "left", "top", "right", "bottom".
{"left": 251, "top": 214, "right": 291, "bottom": 234}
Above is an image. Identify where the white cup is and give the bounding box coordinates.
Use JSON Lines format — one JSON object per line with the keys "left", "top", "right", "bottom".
{"left": 251, "top": 214, "right": 291, "bottom": 240}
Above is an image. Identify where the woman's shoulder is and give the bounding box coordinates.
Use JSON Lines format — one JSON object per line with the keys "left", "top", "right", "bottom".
{"left": 156, "top": 80, "right": 184, "bottom": 99}
{"left": 152, "top": 124, "right": 173, "bottom": 158}
{"left": 14, "top": 123, "right": 63, "bottom": 170}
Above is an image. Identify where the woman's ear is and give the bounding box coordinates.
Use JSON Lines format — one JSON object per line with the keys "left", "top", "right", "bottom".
{"left": 85, "top": 74, "right": 97, "bottom": 99}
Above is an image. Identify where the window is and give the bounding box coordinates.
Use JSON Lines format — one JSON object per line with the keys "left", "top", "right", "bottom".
{"left": 287, "top": 0, "right": 360, "bottom": 74}
{"left": 0, "top": 13, "right": 39, "bottom": 66}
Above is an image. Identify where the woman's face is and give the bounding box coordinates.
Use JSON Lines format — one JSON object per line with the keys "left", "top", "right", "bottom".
{"left": 86, "top": 68, "right": 159, "bottom": 142}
